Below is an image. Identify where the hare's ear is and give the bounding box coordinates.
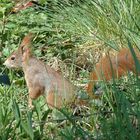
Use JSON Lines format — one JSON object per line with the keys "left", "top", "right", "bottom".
{"left": 20, "top": 33, "right": 34, "bottom": 54}
{"left": 20, "top": 33, "right": 34, "bottom": 47}
{"left": 20, "top": 45, "right": 28, "bottom": 55}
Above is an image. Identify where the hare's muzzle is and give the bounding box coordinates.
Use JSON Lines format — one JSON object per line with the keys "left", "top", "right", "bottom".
{"left": 3, "top": 60, "right": 11, "bottom": 68}
{"left": 3, "top": 61, "right": 7, "bottom": 66}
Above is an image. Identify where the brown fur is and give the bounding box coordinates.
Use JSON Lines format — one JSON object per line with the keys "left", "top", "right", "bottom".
{"left": 12, "top": 1, "right": 34, "bottom": 13}
{"left": 87, "top": 47, "right": 140, "bottom": 98}
{"left": 4, "top": 33, "right": 76, "bottom": 108}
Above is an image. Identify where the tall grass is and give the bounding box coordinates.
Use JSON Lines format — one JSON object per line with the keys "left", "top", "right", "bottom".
{"left": 0, "top": 0, "right": 140, "bottom": 139}
{"left": 57, "top": 0, "right": 140, "bottom": 45}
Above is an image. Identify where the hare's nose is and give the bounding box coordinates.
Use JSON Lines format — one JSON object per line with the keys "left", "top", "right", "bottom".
{"left": 3, "top": 60, "right": 8, "bottom": 66}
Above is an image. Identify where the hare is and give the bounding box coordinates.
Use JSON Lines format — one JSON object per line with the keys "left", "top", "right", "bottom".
{"left": 4, "top": 33, "right": 76, "bottom": 108}
{"left": 86, "top": 47, "right": 140, "bottom": 99}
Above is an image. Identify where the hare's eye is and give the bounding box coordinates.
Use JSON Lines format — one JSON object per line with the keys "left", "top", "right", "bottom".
{"left": 11, "top": 56, "right": 15, "bottom": 60}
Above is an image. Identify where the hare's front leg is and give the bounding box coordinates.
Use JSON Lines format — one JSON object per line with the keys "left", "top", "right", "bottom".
{"left": 28, "top": 97, "right": 34, "bottom": 109}
{"left": 28, "top": 86, "right": 44, "bottom": 109}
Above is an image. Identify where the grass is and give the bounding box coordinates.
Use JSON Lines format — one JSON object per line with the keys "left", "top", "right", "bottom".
{"left": 0, "top": 0, "right": 140, "bottom": 139}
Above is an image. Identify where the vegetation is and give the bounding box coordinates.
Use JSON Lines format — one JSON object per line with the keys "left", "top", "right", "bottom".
{"left": 0, "top": 0, "right": 140, "bottom": 139}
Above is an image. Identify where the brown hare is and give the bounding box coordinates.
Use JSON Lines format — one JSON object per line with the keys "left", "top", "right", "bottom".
{"left": 86, "top": 47, "right": 140, "bottom": 99}
{"left": 4, "top": 33, "right": 76, "bottom": 108}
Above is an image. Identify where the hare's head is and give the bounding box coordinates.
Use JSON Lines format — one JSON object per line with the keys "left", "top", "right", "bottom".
{"left": 4, "top": 50, "right": 22, "bottom": 68}
{"left": 4, "top": 33, "right": 33, "bottom": 68}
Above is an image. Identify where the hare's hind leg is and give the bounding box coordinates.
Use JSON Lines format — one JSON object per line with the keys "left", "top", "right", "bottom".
{"left": 46, "top": 91, "right": 63, "bottom": 108}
